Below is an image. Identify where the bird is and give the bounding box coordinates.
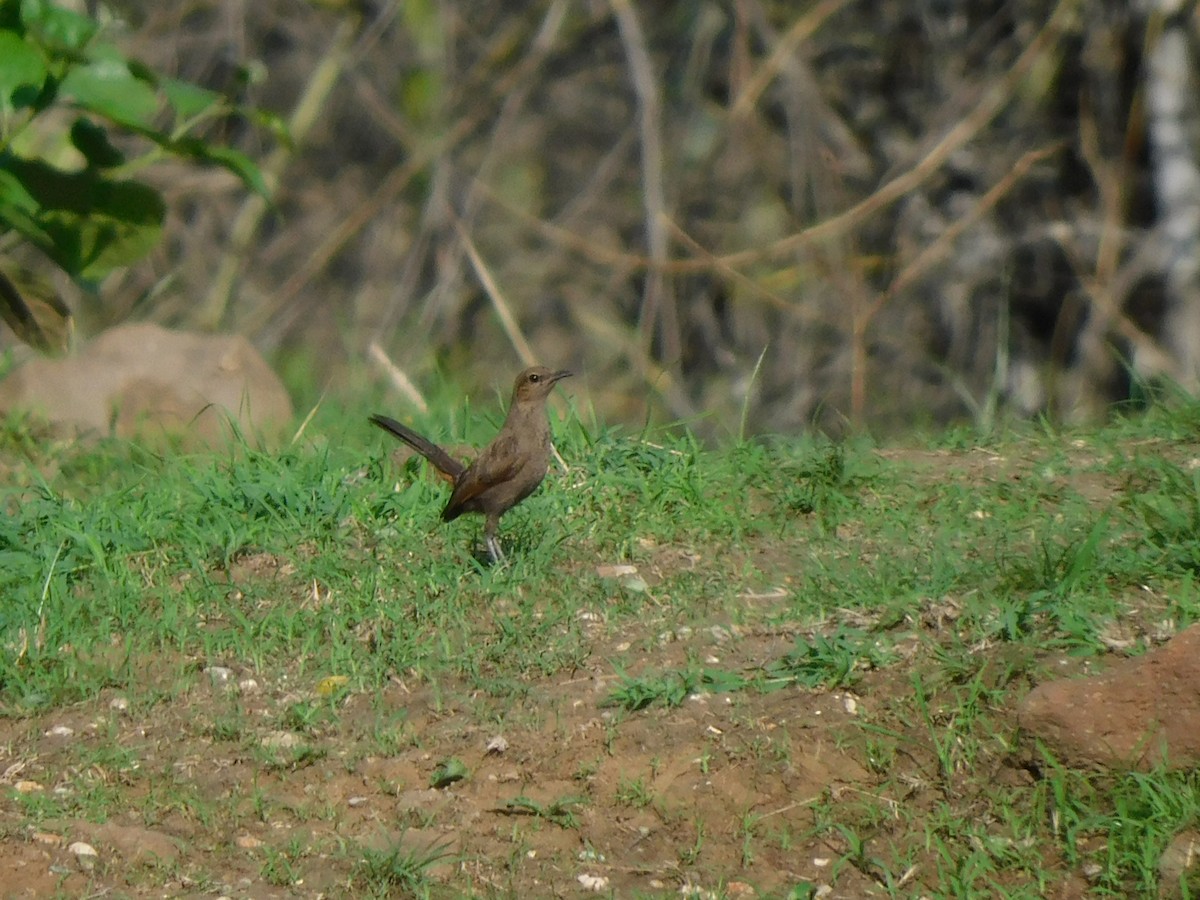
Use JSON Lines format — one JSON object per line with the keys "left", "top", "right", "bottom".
{"left": 370, "top": 366, "right": 572, "bottom": 562}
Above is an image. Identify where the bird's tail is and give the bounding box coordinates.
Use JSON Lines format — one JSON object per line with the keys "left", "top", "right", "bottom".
{"left": 369, "top": 415, "right": 467, "bottom": 480}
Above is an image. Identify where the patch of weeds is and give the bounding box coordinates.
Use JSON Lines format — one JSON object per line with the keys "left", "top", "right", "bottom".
{"left": 602, "top": 716, "right": 620, "bottom": 755}
{"left": 1114, "top": 384, "right": 1200, "bottom": 440}
{"left": 759, "top": 629, "right": 890, "bottom": 690}
{"left": 280, "top": 699, "right": 330, "bottom": 734}
{"left": 11, "top": 786, "right": 67, "bottom": 820}
{"left": 780, "top": 443, "right": 871, "bottom": 524}
{"left": 737, "top": 810, "right": 760, "bottom": 867}
{"left": 208, "top": 712, "right": 245, "bottom": 742}
{"left": 483, "top": 610, "right": 588, "bottom": 679}
{"left": 260, "top": 843, "right": 302, "bottom": 887}
{"left": 601, "top": 664, "right": 746, "bottom": 711}
{"left": 1036, "top": 759, "right": 1200, "bottom": 895}
{"left": 909, "top": 663, "right": 1014, "bottom": 787}
{"left": 827, "top": 822, "right": 913, "bottom": 892}
{"left": 771, "top": 823, "right": 796, "bottom": 852}
{"left": 615, "top": 776, "right": 654, "bottom": 809}
{"left": 1125, "top": 458, "right": 1200, "bottom": 576}
{"left": 603, "top": 629, "right": 886, "bottom": 711}
{"left": 997, "top": 513, "right": 1111, "bottom": 596}
{"left": 911, "top": 672, "right": 971, "bottom": 784}
{"left": 369, "top": 720, "right": 414, "bottom": 756}
{"left": 654, "top": 798, "right": 687, "bottom": 826}
{"left": 140, "top": 777, "right": 215, "bottom": 830}
{"left": 429, "top": 757, "right": 468, "bottom": 788}
{"left": 922, "top": 828, "right": 1022, "bottom": 899}
{"left": 245, "top": 780, "right": 276, "bottom": 824}
{"left": 258, "top": 742, "right": 328, "bottom": 772}
{"left": 498, "top": 795, "right": 586, "bottom": 828}
{"left": 862, "top": 733, "right": 899, "bottom": 777}
{"left": 354, "top": 835, "right": 456, "bottom": 897}
{"left": 679, "top": 817, "right": 705, "bottom": 866}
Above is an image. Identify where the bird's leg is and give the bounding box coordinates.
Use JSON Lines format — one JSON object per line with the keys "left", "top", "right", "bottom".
{"left": 484, "top": 516, "right": 505, "bottom": 564}
{"left": 486, "top": 535, "right": 504, "bottom": 564}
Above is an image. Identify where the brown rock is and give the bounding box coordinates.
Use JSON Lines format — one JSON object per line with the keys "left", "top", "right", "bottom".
{"left": 0, "top": 322, "right": 292, "bottom": 444}
{"left": 1159, "top": 829, "right": 1200, "bottom": 900}
{"left": 1018, "top": 624, "right": 1200, "bottom": 770}
{"left": 77, "top": 822, "right": 183, "bottom": 865}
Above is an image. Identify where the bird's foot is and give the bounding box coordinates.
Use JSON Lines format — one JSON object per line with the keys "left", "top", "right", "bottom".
{"left": 485, "top": 535, "right": 506, "bottom": 565}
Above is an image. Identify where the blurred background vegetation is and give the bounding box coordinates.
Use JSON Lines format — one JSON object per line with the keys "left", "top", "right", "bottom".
{"left": 3, "top": 0, "right": 1197, "bottom": 440}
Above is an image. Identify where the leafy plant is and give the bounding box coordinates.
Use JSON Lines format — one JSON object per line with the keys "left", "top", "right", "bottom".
{"left": 429, "top": 757, "right": 467, "bottom": 788}
{"left": 355, "top": 835, "right": 456, "bottom": 897}
{"left": 0, "top": 0, "right": 273, "bottom": 344}
{"left": 600, "top": 664, "right": 747, "bottom": 711}
{"left": 1126, "top": 459, "right": 1200, "bottom": 575}
{"left": 498, "top": 795, "right": 586, "bottom": 829}
{"left": 760, "top": 630, "right": 890, "bottom": 690}
{"left": 602, "top": 631, "right": 885, "bottom": 712}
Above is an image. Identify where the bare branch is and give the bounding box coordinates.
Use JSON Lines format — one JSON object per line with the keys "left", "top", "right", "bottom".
{"left": 611, "top": 0, "right": 677, "bottom": 364}
{"left": 454, "top": 218, "right": 537, "bottom": 367}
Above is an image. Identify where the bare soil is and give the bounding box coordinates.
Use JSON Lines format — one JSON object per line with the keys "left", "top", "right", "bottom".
{"left": 0, "top": 632, "right": 900, "bottom": 897}
{"left": 0, "top": 445, "right": 1168, "bottom": 898}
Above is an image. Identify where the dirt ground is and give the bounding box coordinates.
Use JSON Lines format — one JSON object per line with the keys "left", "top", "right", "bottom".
{"left": 0, "top": 615, "right": 1086, "bottom": 899}
{"left": 0, "top": 446, "right": 1139, "bottom": 897}
{"left": 0, "top": 630, "right": 908, "bottom": 897}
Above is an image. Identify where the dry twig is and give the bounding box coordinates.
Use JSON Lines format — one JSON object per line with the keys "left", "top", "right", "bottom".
{"left": 611, "top": 0, "right": 677, "bottom": 365}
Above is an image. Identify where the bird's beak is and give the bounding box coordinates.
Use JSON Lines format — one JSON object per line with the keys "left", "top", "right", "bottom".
{"left": 551, "top": 370, "right": 573, "bottom": 383}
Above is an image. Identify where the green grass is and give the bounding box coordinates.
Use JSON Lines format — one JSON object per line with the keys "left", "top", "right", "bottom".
{"left": 498, "top": 795, "right": 586, "bottom": 828}
{"left": 3, "top": 395, "right": 1200, "bottom": 896}
{"left": 354, "top": 833, "right": 457, "bottom": 898}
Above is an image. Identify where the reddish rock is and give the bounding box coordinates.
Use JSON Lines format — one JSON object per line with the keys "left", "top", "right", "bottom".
{"left": 1018, "top": 624, "right": 1200, "bottom": 771}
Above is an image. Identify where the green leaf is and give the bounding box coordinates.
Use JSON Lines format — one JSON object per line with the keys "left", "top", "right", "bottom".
{"left": 252, "top": 108, "right": 292, "bottom": 147}
{"left": 189, "top": 144, "right": 269, "bottom": 196}
{"left": 0, "top": 1, "right": 20, "bottom": 31}
{"left": 59, "top": 55, "right": 159, "bottom": 128}
{"left": 429, "top": 757, "right": 467, "bottom": 788}
{"left": 0, "top": 152, "right": 164, "bottom": 280}
{"left": 69, "top": 116, "right": 125, "bottom": 168}
{"left": 124, "top": 57, "right": 157, "bottom": 85}
{"left": 161, "top": 76, "right": 219, "bottom": 121}
{"left": 153, "top": 135, "right": 269, "bottom": 197}
{"left": 20, "top": 0, "right": 98, "bottom": 51}
{"left": 1, "top": 2, "right": 276, "bottom": 287}
{"left": 0, "top": 197, "right": 52, "bottom": 249}
{"left": 0, "top": 30, "right": 46, "bottom": 108}
{"left": 0, "top": 166, "right": 39, "bottom": 212}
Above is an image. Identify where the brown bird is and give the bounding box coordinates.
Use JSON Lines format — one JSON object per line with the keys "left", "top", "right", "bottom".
{"left": 370, "top": 366, "right": 572, "bottom": 562}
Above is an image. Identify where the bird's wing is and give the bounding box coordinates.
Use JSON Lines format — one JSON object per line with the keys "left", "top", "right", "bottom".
{"left": 442, "top": 435, "right": 523, "bottom": 519}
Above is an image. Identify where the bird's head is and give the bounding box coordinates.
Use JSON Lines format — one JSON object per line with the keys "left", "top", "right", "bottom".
{"left": 512, "top": 366, "right": 572, "bottom": 403}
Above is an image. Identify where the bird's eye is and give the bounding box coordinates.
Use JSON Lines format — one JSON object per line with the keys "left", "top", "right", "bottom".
{"left": 529, "top": 373, "right": 540, "bottom": 382}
